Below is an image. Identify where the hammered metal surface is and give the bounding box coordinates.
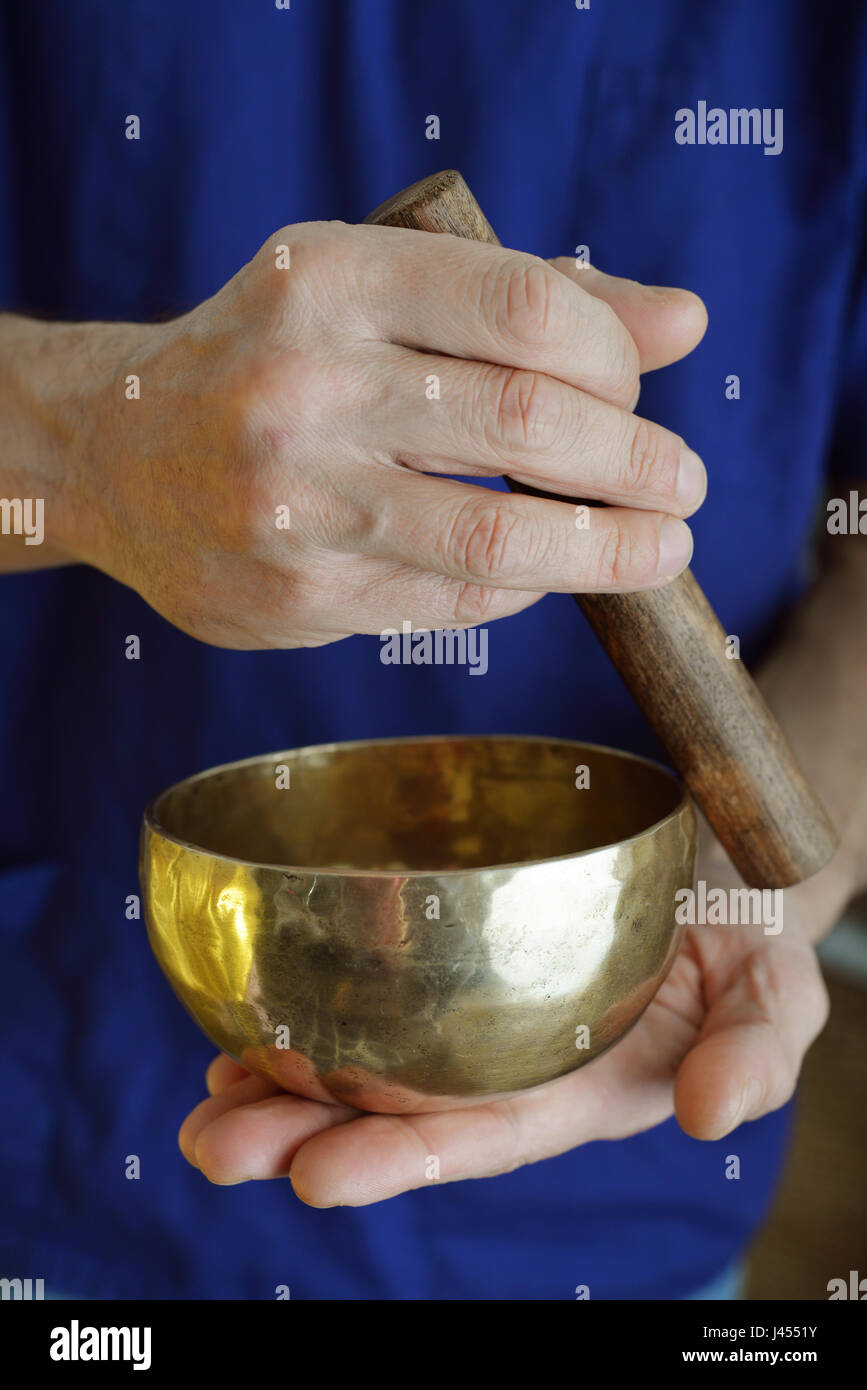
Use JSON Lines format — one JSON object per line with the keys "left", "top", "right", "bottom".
{"left": 141, "top": 735, "right": 695, "bottom": 1112}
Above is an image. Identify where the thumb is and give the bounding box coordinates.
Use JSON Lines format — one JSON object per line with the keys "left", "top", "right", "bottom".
{"left": 673, "top": 934, "right": 828, "bottom": 1141}
{"left": 549, "top": 258, "right": 708, "bottom": 374}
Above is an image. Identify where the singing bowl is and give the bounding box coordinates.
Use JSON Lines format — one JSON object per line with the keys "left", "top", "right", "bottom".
{"left": 140, "top": 735, "right": 695, "bottom": 1113}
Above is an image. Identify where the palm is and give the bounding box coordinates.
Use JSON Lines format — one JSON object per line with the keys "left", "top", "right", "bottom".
{"left": 179, "top": 911, "right": 826, "bottom": 1206}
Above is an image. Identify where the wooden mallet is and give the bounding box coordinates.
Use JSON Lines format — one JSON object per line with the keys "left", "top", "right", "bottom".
{"left": 365, "top": 170, "right": 838, "bottom": 889}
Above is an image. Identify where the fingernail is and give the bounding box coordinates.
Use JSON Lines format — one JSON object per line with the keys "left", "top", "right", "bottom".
{"left": 656, "top": 517, "right": 693, "bottom": 578}
{"left": 676, "top": 444, "right": 707, "bottom": 510}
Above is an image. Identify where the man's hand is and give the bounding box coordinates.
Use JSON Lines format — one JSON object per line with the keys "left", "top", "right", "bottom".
{"left": 177, "top": 839, "right": 833, "bottom": 1207}
{"left": 0, "top": 225, "right": 707, "bottom": 643}
{"left": 177, "top": 521, "right": 867, "bottom": 1205}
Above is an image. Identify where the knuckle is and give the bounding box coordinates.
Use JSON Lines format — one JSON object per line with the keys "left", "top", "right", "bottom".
{"left": 445, "top": 498, "right": 533, "bottom": 584}
{"left": 489, "top": 368, "right": 566, "bottom": 455}
{"left": 622, "top": 418, "right": 679, "bottom": 499}
{"left": 278, "top": 478, "right": 361, "bottom": 552}
{"left": 248, "top": 350, "right": 358, "bottom": 442}
{"left": 594, "top": 520, "right": 636, "bottom": 588}
{"left": 260, "top": 558, "right": 329, "bottom": 628}
{"left": 329, "top": 493, "right": 384, "bottom": 552}
{"left": 487, "top": 254, "right": 563, "bottom": 350}
{"left": 253, "top": 221, "right": 355, "bottom": 337}
{"left": 299, "top": 222, "right": 359, "bottom": 288}
{"left": 224, "top": 453, "right": 337, "bottom": 556}
{"left": 266, "top": 219, "right": 351, "bottom": 276}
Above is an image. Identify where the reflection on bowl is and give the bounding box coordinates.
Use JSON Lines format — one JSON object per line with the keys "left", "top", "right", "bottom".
{"left": 140, "top": 735, "right": 695, "bottom": 1112}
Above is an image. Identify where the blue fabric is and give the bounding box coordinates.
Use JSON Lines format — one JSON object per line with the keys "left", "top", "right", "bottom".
{"left": 0, "top": 0, "right": 864, "bottom": 1300}
{"left": 685, "top": 1262, "right": 746, "bottom": 1302}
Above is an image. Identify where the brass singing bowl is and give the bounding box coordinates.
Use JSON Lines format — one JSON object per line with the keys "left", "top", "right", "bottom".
{"left": 141, "top": 735, "right": 695, "bottom": 1113}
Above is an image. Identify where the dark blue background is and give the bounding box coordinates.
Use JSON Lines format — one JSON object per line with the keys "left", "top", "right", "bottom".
{"left": 0, "top": 0, "right": 865, "bottom": 1298}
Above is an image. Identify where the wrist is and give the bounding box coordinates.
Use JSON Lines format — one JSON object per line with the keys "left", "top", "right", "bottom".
{"left": 0, "top": 317, "right": 69, "bottom": 564}
{"left": 0, "top": 314, "right": 156, "bottom": 570}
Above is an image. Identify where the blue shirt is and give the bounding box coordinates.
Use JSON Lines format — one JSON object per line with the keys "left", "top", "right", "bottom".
{"left": 1, "top": 0, "right": 865, "bottom": 1299}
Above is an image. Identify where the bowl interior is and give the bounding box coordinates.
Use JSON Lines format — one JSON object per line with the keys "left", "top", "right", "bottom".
{"left": 150, "top": 737, "right": 682, "bottom": 873}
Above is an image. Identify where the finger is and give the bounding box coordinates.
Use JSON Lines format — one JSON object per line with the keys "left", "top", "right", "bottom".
{"left": 288, "top": 1100, "right": 545, "bottom": 1208}
{"left": 205, "top": 1053, "right": 251, "bottom": 1096}
{"left": 288, "top": 1040, "right": 666, "bottom": 1209}
{"left": 287, "top": 1050, "right": 619, "bottom": 1206}
{"left": 190, "top": 1093, "right": 359, "bottom": 1186}
{"left": 179, "top": 1073, "right": 285, "bottom": 1165}
{"left": 357, "top": 342, "right": 706, "bottom": 514}
{"left": 255, "top": 520, "right": 690, "bottom": 647}
{"left": 674, "top": 937, "right": 829, "bottom": 1141}
{"left": 549, "top": 259, "right": 708, "bottom": 373}
{"left": 332, "top": 486, "right": 694, "bottom": 597}
{"left": 186, "top": 985, "right": 680, "bottom": 1201}
{"left": 346, "top": 224, "right": 641, "bottom": 408}
{"left": 351, "top": 559, "right": 548, "bottom": 626}
{"left": 275, "top": 549, "right": 546, "bottom": 639}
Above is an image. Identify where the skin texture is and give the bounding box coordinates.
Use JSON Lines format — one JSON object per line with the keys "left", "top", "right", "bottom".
{"left": 179, "top": 902, "right": 826, "bottom": 1206}
{"left": 180, "top": 531, "right": 867, "bottom": 1204}
{"left": 1, "top": 221, "right": 863, "bottom": 1207}
{"left": 0, "top": 224, "right": 708, "bottom": 643}
{"left": 173, "top": 244, "right": 867, "bottom": 1208}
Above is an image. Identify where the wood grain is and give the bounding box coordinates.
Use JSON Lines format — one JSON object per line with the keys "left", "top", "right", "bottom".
{"left": 365, "top": 170, "right": 839, "bottom": 887}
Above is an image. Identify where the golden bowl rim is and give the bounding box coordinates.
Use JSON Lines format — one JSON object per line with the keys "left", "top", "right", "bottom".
{"left": 141, "top": 732, "right": 692, "bottom": 880}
